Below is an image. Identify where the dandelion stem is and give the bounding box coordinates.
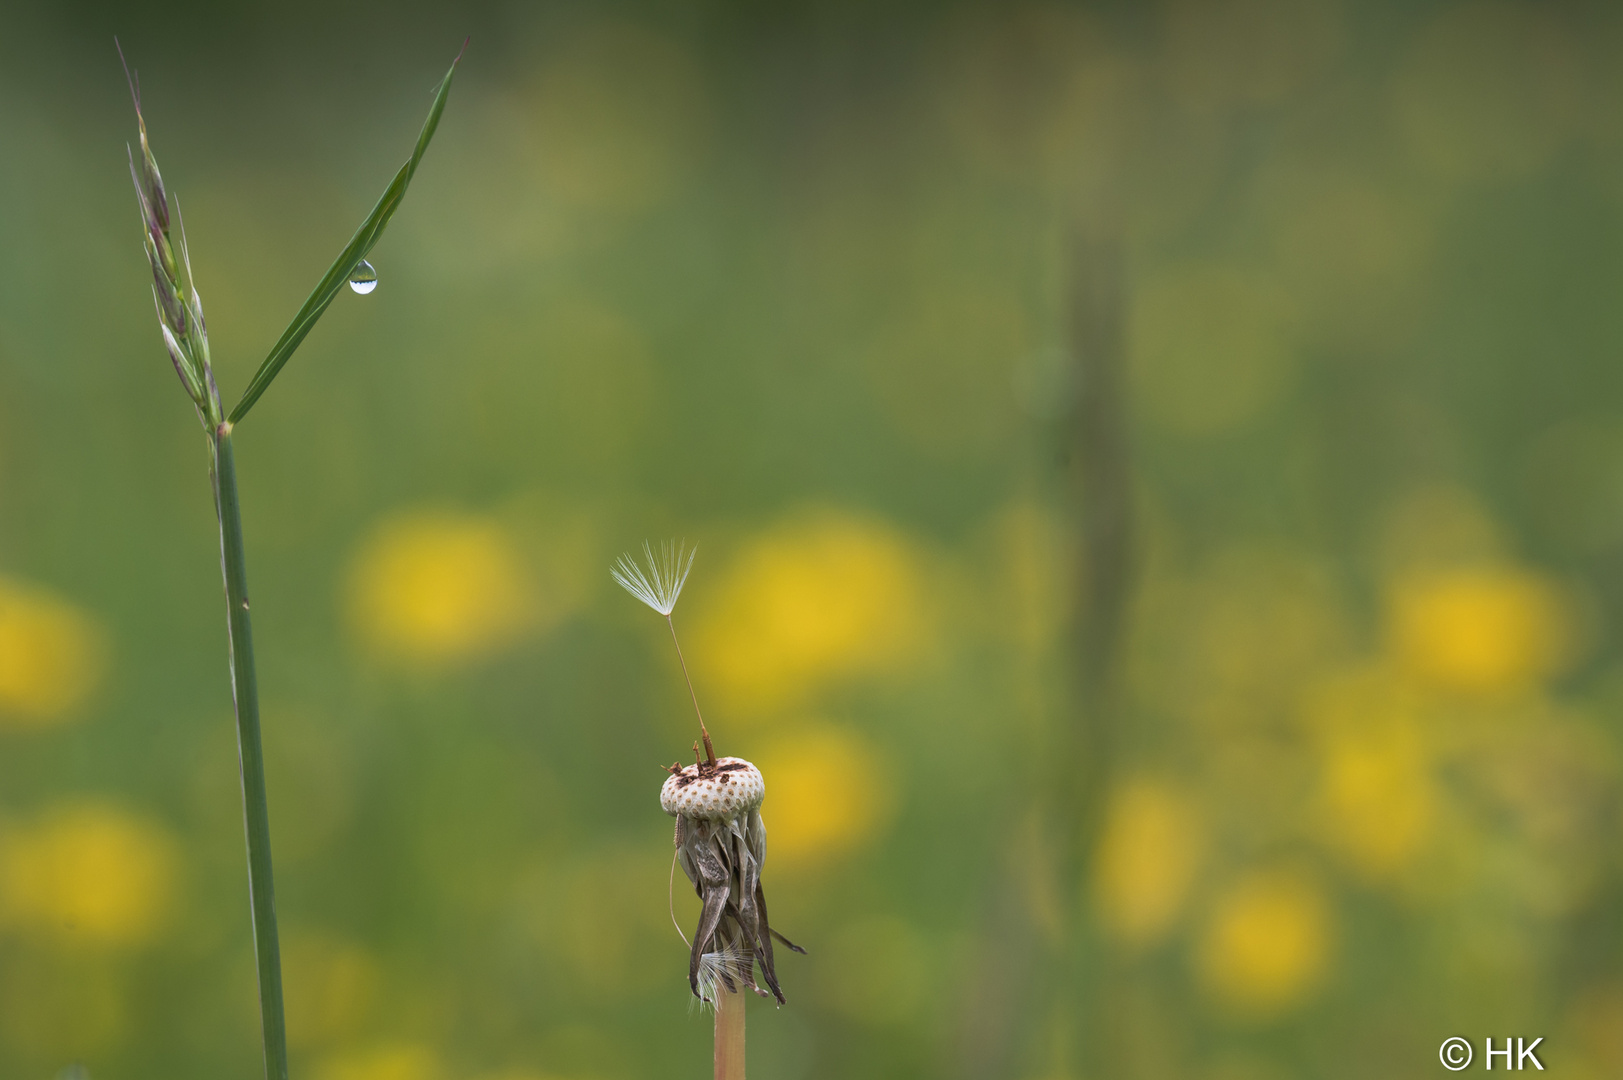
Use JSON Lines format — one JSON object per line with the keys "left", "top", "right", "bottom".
{"left": 211, "top": 425, "right": 289, "bottom": 1080}
{"left": 666, "top": 613, "right": 714, "bottom": 765}
{"left": 715, "top": 983, "right": 745, "bottom": 1080}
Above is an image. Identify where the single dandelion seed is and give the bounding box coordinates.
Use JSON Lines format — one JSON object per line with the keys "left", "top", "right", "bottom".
{"left": 613, "top": 541, "right": 715, "bottom": 761}
{"left": 348, "top": 259, "right": 378, "bottom": 295}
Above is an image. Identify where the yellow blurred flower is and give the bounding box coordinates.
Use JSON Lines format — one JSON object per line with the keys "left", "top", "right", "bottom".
{"left": 346, "top": 511, "right": 535, "bottom": 665}
{"left": 691, "top": 511, "right": 931, "bottom": 715}
{"left": 319, "top": 1044, "right": 440, "bottom": 1080}
{"left": 282, "top": 931, "right": 379, "bottom": 1050}
{"left": 1388, "top": 566, "right": 1569, "bottom": 695}
{"left": 1092, "top": 778, "right": 1205, "bottom": 946}
{"left": 0, "top": 575, "right": 106, "bottom": 727}
{"left": 1319, "top": 727, "right": 1437, "bottom": 881}
{"left": 1197, "top": 868, "right": 1333, "bottom": 1019}
{"left": 1307, "top": 668, "right": 1438, "bottom": 880}
{"left": 756, "top": 725, "right": 892, "bottom": 868}
{"left": 0, "top": 802, "right": 177, "bottom": 947}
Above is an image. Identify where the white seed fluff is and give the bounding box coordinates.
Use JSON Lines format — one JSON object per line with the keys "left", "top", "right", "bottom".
{"left": 612, "top": 540, "right": 695, "bottom": 616}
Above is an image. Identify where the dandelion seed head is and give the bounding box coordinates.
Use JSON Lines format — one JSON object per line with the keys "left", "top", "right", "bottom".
{"left": 612, "top": 540, "right": 695, "bottom": 616}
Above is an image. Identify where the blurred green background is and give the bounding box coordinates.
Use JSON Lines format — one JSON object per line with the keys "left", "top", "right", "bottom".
{"left": 3, "top": 0, "right": 1623, "bottom": 1077}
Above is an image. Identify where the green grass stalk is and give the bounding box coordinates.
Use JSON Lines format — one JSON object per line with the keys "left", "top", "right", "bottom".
{"left": 211, "top": 424, "right": 288, "bottom": 1080}
{"left": 120, "top": 40, "right": 462, "bottom": 1079}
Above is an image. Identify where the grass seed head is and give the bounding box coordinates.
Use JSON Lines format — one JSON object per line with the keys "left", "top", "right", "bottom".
{"left": 120, "top": 46, "right": 217, "bottom": 421}
{"left": 118, "top": 39, "right": 169, "bottom": 232}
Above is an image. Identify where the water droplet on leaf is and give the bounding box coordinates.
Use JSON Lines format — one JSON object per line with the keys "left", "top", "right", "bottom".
{"left": 348, "top": 260, "right": 378, "bottom": 295}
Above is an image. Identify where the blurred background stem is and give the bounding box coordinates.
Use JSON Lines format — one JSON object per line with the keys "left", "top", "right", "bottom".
{"left": 210, "top": 424, "right": 289, "bottom": 1080}
{"left": 1061, "top": 227, "right": 1131, "bottom": 873}
{"left": 966, "top": 225, "right": 1133, "bottom": 1080}
{"left": 1059, "top": 226, "right": 1133, "bottom": 1078}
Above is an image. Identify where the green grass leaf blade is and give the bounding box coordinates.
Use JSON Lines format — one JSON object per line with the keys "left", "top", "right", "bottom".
{"left": 227, "top": 43, "right": 465, "bottom": 426}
